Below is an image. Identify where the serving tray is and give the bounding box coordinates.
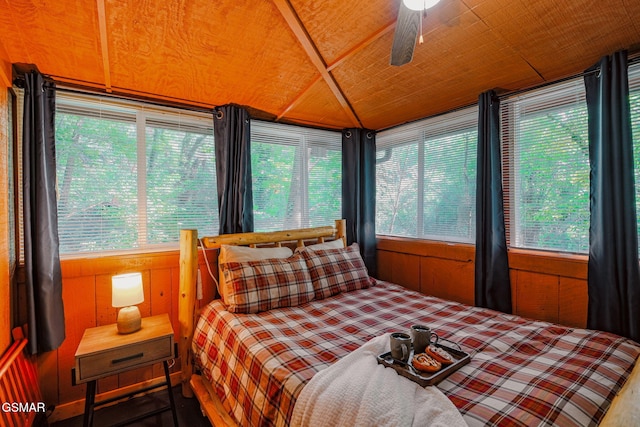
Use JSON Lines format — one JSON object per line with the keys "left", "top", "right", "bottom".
{"left": 377, "top": 343, "right": 471, "bottom": 387}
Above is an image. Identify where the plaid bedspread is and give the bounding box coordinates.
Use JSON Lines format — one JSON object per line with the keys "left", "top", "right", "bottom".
{"left": 192, "top": 280, "right": 640, "bottom": 427}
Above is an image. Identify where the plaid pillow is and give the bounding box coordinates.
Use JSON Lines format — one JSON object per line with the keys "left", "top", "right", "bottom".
{"left": 300, "top": 243, "right": 371, "bottom": 299}
{"left": 221, "top": 254, "right": 314, "bottom": 313}
{"left": 218, "top": 245, "right": 293, "bottom": 300}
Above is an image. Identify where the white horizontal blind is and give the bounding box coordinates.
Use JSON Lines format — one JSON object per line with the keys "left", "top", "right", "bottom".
{"left": 501, "top": 79, "right": 589, "bottom": 253}
{"left": 629, "top": 62, "right": 640, "bottom": 251}
{"left": 56, "top": 99, "right": 139, "bottom": 253}
{"left": 251, "top": 120, "right": 341, "bottom": 231}
{"left": 145, "top": 114, "right": 217, "bottom": 243}
{"left": 376, "top": 106, "right": 478, "bottom": 242}
{"left": 8, "top": 91, "right": 17, "bottom": 266}
{"left": 15, "top": 89, "right": 24, "bottom": 263}
{"left": 55, "top": 93, "right": 217, "bottom": 255}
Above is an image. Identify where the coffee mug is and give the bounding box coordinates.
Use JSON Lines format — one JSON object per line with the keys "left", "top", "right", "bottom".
{"left": 411, "top": 325, "right": 439, "bottom": 354}
{"left": 390, "top": 332, "right": 411, "bottom": 363}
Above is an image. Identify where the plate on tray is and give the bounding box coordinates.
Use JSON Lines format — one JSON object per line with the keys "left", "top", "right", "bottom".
{"left": 377, "top": 343, "right": 471, "bottom": 387}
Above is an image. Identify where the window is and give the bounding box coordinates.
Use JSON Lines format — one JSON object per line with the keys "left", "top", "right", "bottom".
{"left": 501, "top": 79, "right": 589, "bottom": 253}
{"left": 7, "top": 89, "right": 17, "bottom": 269}
{"left": 251, "top": 121, "right": 341, "bottom": 231}
{"left": 630, "top": 63, "right": 640, "bottom": 250}
{"left": 55, "top": 94, "right": 217, "bottom": 255}
{"left": 376, "top": 107, "right": 478, "bottom": 243}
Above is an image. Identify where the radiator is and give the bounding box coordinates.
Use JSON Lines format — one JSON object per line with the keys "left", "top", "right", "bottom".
{"left": 0, "top": 329, "right": 46, "bottom": 427}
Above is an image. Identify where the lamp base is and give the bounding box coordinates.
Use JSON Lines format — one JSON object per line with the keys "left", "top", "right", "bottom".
{"left": 116, "top": 306, "right": 141, "bottom": 334}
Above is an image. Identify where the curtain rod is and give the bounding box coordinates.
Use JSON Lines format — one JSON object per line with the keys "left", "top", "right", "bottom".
{"left": 52, "top": 81, "right": 216, "bottom": 115}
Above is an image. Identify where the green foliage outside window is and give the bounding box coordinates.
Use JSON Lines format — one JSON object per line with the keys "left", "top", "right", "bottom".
{"left": 55, "top": 96, "right": 217, "bottom": 255}
{"left": 145, "top": 125, "right": 217, "bottom": 244}
{"left": 631, "top": 83, "right": 640, "bottom": 249}
{"left": 376, "top": 108, "right": 477, "bottom": 243}
{"left": 251, "top": 121, "right": 342, "bottom": 232}
{"left": 376, "top": 144, "right": 419, "bottom": 237}
{"left": 510, "top": 104, "right": 590, "bottom": 253}
{"left": 56, "top": 113, "right": 139, "bottom": 253}
{"left": 422, "top": 132, "right": 476, "bottom": 240}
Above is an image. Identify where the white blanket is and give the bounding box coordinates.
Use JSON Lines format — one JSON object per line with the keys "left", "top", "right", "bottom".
{"left": 290, "top": 334, "right": 468, "bottom": 427}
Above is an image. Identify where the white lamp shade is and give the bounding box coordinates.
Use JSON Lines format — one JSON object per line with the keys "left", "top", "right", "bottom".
{"left": 403, "top": 0, "right": 441, "bottom": 10}
{"left": 112, "top": 273, "right": 144, "bottom": 307}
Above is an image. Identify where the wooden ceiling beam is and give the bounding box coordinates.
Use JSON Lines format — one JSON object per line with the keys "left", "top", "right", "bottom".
{"left": 272, "top": 0, "right": 362, "bottom": 128}
{"left": 276, "top": 17, "right": 396, "bottom": 123}
{"left": 96, "top": 0, "right": 112, "bottom": 92}
{"left": 276, "top": 75, "right": 322, "bottom": 120}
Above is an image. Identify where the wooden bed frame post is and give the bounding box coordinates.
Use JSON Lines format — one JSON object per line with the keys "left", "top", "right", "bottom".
{"left": 179, "top": 229, "right": 198, "bottom": 398}
{"left": 335, "top": 219, "right": 346, "bottom": 248}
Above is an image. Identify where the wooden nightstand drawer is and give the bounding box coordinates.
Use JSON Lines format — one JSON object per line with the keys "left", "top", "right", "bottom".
{"left": 74, "top": 314, "right": 179, "bottom": 426}
{"left": 74, "top": 314, "right": 175, "bottom": 384}
{"left": 77, "top": 335, "right": 173, "bottom": 382}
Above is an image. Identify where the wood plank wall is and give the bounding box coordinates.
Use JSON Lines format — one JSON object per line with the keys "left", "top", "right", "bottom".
{"left": 0, "top": 39, "right": 13, "bottom": 355}
{"left": 376, "top": 236, "right": 588, "bottom": 328}
{"left": 33, "top": 249, "right": 218, "bottom": 421}
{"left": 0, "top": 86, "right": 11, "bottom": 356}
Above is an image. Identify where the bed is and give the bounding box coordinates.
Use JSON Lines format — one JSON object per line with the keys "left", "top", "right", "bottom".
{"left": 178, "top": 220, "right": 640, "bottom": 427}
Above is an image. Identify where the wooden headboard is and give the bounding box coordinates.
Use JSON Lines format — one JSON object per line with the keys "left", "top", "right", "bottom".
{"left": 177, "top": 219, "right": 346, "bottom": 396}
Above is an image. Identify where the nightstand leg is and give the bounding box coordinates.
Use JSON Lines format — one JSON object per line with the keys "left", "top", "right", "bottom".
{"left": 83, "top": 380, "right": 97, "bottom": 427}
{"left": 164, "top": 360, "right": 179, "bottom": 426}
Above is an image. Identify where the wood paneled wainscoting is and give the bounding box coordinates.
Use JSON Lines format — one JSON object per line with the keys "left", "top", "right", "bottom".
{"left": 376, "top": 236, "right": 588, "bottom": 329}
{"left": 30, "top": 249, "right": 218, "bottom": 422}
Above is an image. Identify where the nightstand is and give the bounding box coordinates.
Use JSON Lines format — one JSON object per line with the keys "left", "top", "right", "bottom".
{"left": 74, "top": 313, "right": 179, "bottom": 427}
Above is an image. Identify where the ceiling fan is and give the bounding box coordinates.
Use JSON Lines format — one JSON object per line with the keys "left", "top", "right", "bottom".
{"left": 390, "top": 0, "right": 441, "bottom": 66}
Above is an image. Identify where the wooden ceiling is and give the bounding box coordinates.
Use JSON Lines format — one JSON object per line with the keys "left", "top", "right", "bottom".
{"left": 1, "top": 0, "right": 640, "bottom": 130}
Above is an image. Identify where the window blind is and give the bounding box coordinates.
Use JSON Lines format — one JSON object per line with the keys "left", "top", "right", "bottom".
{"left": 7, "top": 91, "right": 17, "bottom": 267}
{"left": 250, "top": 120, "right": 341, "bottom": 231}
{"left": 629, "top": 62, "right": 640, "bottom": 251}
{"left": 376, "top": 106, "right": 478, "bottom": 242}
{"left": 144, "top": 113, "right": 217, "bottom": 244}
{"left": 501, "top": 78, "right": 589, "bottom": 253}
{"left": 55, "top": 93, "right": 217, "bottom": 255}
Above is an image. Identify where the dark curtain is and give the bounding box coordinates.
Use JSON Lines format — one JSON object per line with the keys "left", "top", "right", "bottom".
{"left": 214, "top": 104, "right": 254, "bottom": 234}
{"left": 342, "top": 128, "right": 376, "bottom": 276}
{"left": 585, "top": 51, "right": 640, "bottom": 342}
{"left": 475, "top": 90, "right": 512, "bottom": 313}
{"left": 22, "top": 70, "right": 65, "bottom": 354}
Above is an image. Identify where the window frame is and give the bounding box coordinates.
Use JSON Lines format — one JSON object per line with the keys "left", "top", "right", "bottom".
{"left": 629, "top": 62, "right": 640, "bottom": 254}
{"left": 250, "top": 119, "right": 342, "bottom": 232}
{"left": 501, "top": 78, "right": 590, "bottom": 255}
{"left": 55, "top": 93, "right": 218, "bottom": 257}
{"left": 376, "top": 106, "right": 479, "bottom": 243}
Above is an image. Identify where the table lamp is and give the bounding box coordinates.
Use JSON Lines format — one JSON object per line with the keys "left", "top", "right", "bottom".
{"left": 112, "top": 272, "right": 144, "bottom": 334}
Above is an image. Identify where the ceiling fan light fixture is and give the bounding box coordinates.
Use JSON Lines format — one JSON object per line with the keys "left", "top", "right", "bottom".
{"left": 402, "top": 0, "right": 441, "bottom": 11}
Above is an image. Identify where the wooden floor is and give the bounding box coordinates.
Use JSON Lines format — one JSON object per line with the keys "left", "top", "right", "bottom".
{"left": 50, "top": 386, "right": 212, "bottom": 427}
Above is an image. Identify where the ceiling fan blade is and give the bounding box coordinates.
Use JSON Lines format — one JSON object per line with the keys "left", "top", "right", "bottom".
{"left": 390, "top": 2, "right": 420, "bottom": 66}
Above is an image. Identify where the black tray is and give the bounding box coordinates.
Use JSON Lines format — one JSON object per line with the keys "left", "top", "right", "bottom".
{"left": 377, "top": 343, "right": 471, "bottom": 387}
